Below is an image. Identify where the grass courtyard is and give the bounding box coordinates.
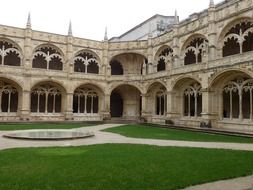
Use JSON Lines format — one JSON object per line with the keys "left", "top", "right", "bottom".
{"left": 1, "top": 144, "right": 253, "bottom": 190}
{"left": 1, "top": 123, "right": 253, "bottom": 189}
{"left": 103, "top": 124, "right": 253, "bottom": 143}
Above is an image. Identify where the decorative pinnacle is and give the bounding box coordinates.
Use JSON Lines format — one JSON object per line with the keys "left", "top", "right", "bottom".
{"left": 68, "top": 20, "right": 72, "bottom": 36}
{"left": 104, "top": 27, "right": 108, "bottom": 41}
{"left": 209, "top": 0, "right": 215, "bottom": 8}
{"left": 26, "top": 12, "right": 31, "bottom": 29}
{"left": 174, "top": 10, "right": 179, "bottom": 24}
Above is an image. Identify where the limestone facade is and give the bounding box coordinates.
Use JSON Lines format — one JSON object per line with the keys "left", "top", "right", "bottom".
{"left": 0, "top": 0, "right": 253, "bottom": 131}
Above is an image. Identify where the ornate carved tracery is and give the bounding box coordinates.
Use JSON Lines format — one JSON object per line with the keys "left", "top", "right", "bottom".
{"left": 223, "top": 21, "right": 253, "bottom": 57}
{"left": 73, "top": 87, "right": 99, "bottom": 114}
{"left": 0, "top": 81, "right": 18, "bottom": 113}
{"left": 31, "top": 84, "right": 62, "bottom": 113}
{"left": 74, "top": 52, "right": 99, "bottom": 74}
{"left": 156, "top": 47, "right": 173, "bottom": 72}
{"left": 0, "top": 40, "right": 22, "bottom": 66}
{"left": 223, "top": 78, "right": 253, "bottom": 120}
{"left": 184, "top": 38, "right": 208, "bottom": 65}
{"left": 184, "top": 83, "right": 202, "bottom": 117}
{"left": 32, "top": 46, "right": 63, "bottom": 70}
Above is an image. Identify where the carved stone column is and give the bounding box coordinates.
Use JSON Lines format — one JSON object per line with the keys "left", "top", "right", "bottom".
{"left": 65, "top": 92, "right": 73, "bottom": 120}
{"left": 20, "top": 90, "right": 30, "bottom": 120}
{"left": 201, "top": 88, "right": 213, "bottom": 120}
{"left": 101, "top": 93, "right": 111, "bottom": 120}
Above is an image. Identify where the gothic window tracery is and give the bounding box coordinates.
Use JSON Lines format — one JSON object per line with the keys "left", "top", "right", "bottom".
{"left": 31, "top": 84, "right": 62, "bottom": 113}
{"left": 157, "top": 47, "right": 173, "bottom": 72}
{"left": 184, "top": 38, "right": 208, "bottom": 65}
{"left": 73, "top": 87, "right": 99, "bottom": 114}
{"left": 223, "top": 78, "right": 253, "bottom": 120}
{"left": 184, "top": 83, "right": 202, "bottom": 117}
{"left": 0, "top": 40, "right": 22, "bottom": 66}
{"left": 32, "top": 46, "right": 63, "bottom": 70}
{"left": 156, "top": 88, "right": 166, "bottom": 115}
{"left": 74, "top": 52, "right": 99, "bottom": 74}
{"left": 223, "top": 21, "right": 253, "bottom": 57}
{"left": 0, "top": 81, "right": 18, "bottom": 113}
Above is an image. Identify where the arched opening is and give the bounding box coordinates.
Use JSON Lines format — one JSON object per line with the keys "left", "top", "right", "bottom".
{"left": 155, "top": 46, "right": 173, "bottom": 72}
{"left": 223, "top": 21, "right": 253, "bottom": 57}
{"left": 73, "top": 86, "right": 99, "bottom": 114}
{"left": 110, "top": 85, "right": 141, "bottom": 118}
{"left": 32, "top": 46, "right": 63, "bottom": 70}
{"left": 30, "top": 83, "right": 64, "bottom": 114}
{"left": 0, "top": 40, "right": 21, "bottom": 66}
{"left": 0, "top": 80, "right": 19, "bottom": 113}
{"left": 209, "top": 70, "right": 253, "bottom": 123}
{"left": 73, "top": 51, "right": 99, "bottom": 74}
{"left": 222, "top": 78, "right": 253, "bottom": 120}
{"left": 183, "top": 83, "right": 202, "bottom": 117}
{"left": 184, "top": 37, "right": 208, "bottom": 65}
{"left": 110, "top": 60, "right": 123, "bottom": 75}
{"left": 172, "top": 77, "right": 202, "bottom": 119}
{"left": 146, "top": 82, "right": 167, "bottom": 116}
{"left": 110, "top": 53, "right": 147, "bottom": 75}
{"left": 110, "top": 91, "right": 123, "bottom": 117}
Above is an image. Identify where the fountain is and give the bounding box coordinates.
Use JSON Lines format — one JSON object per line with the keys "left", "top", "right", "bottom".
{"left": 3, "top": 129, "right": 94, "bottom": 140}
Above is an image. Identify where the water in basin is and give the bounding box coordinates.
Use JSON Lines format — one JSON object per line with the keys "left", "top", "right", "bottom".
{"left": 3, "top": 130, "right": 94, "bottom": 140}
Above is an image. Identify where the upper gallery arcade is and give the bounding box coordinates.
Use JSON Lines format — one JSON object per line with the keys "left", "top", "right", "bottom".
{"left": 0, "top": 0, "right": 253, "bottom": 132}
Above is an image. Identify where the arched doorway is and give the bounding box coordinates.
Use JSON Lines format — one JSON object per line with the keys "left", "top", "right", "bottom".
{"left": 110, "top": 85, "right": 141, "bottom": 119}
{"left": 110, "top": 91, "right": 123, "bottom": 117}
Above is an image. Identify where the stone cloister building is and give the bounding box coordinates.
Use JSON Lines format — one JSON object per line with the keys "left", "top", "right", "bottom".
{"left": 0, "top": 0, "right": 253, "bottom": 131}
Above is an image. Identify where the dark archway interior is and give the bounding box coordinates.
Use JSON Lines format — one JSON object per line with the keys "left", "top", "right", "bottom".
{"left": 110, "top": 60, "right": 123, "bottom": 75}
{"left": 74, "top": 60, "right": 85, "bottom": 72}
{"left": 87, "top": 61, "right": 99, "bottom": 74}
{"left": 110, "top": 91, "right": 123, "bottom": 117}
{"left": 223, "top": 38, "right": 240, "bottom": 57}
{"left": 157, "top": 58, "right": 165, "bottom": 71}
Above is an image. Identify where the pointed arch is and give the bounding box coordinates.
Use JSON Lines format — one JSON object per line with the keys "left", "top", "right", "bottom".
{"left": 218, "top": 18, "right": 253, "bottom": 57}
{"left": 73, "top": 84, "right": 102, "bottom": 114}
{"left": 155, "top": 45, "right": 173, "bottom": 72}
{"left": 0, "top": 38, "right": 23, "bottom": 66}
{"left": 30, "top": 81, "right": 66, "bottom": 114}
{"left": 0, "top": 77, "right": 22, "bottom": 113}
{"left": 146, "top": 81, "right": 167, "bottom": 116}
{"left": 181, "top": 34, "right": 208, "bottom": 65}
{"left": 32, "top": 44, "right": 64, "bottom": 70}
{"left": 109, "top": 53, "right": 147, "bottom": 75}
{"left": 73, "top": 50, "right": 100, "bottom": 74}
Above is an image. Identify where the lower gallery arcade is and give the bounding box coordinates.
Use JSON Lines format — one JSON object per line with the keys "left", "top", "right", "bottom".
{"left": 2, "top": 69, "right": 253, "bottom": 131}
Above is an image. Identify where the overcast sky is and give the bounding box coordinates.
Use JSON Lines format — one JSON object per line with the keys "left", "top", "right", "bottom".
{"left": 0, "top": 0, "right": 222, "bottom": 41}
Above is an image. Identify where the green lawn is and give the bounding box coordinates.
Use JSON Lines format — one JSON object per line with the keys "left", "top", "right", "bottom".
{"left": 103, "top": 124, "right": 253, "bottom": 143}
{"left": 0, "top": 123, "right": 94, "bottom": 131}
{"left": 0, "top": 144, "right": 253, "bottom": 190}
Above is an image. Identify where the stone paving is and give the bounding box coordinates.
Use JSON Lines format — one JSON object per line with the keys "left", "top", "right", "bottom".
{"left": 0, "top": 123, "right": 253, "bottom": 190}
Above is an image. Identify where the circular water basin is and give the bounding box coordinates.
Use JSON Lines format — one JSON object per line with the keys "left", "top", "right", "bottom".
{"left": 3, "top": 130, "right": 94, "bottom": 140}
